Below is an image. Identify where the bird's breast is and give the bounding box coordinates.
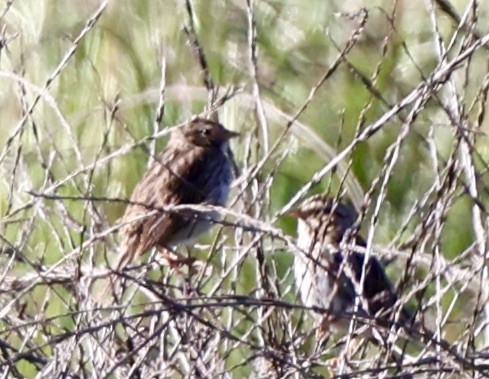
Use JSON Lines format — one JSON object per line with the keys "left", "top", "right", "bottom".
{"left": 202, "top": 151, "right": 234, "bottom": 206}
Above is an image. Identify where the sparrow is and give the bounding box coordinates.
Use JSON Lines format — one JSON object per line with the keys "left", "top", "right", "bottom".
{"left": 290, "top": 194, "right": 406, "bottom": 338}
{"left": 116, "top": 118, "right": 239, "bottom": 272}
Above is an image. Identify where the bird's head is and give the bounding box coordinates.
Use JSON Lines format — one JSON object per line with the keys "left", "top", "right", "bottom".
{"left": 182, "top": 118, "right": 239, "bottom": 148}
{"left": 290, "top": 195, "right": 358, "bottom": 246}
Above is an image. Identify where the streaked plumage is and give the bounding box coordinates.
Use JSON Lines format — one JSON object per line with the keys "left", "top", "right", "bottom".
{"left": 117, "top": 118, "right": 238, "bottom": 270}
{"left": 292, "top": 195, "right": 402, "bottom": 335}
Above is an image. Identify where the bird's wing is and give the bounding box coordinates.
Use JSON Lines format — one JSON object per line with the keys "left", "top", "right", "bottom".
{"left": 121, "top": 145, "right": 216, "bottom": 255}
{"left": 346, "top": 243, "right": 413, "bottom": 324}
{"left": 333, "top": 233, "right": 398, "bottom": 316}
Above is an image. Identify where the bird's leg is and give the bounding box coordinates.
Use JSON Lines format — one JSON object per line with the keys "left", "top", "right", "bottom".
{"left": 326, "top": 337, "right": 363, "bottom": 375}
{"left": 316, "top": 316, "right": 332, "bottom": 341}
{"left": 160, "top": 246, "right": 197, "bottom": 268}
{"left": 324, "top": 318, "right": 365, "bottom": 374}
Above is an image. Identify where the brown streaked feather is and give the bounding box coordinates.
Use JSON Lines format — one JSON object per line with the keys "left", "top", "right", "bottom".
{"left": 120, "top": 146, "right": 217, "bottom": 265}
{"left": 95, "top": 119, "right": 237, "bottom": 304}
{"left": 116, "top": 119, "right": 236, "bottom": 270}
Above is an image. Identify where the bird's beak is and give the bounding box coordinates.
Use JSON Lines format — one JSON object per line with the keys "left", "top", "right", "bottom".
{"left": 223, "top": 129, "right": 240, "bottom": 140}
{"left": 288, "top": 209, "right": 305, "bottom": 219}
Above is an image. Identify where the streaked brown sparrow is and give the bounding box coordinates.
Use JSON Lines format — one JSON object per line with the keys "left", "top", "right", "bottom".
{"left": 291, "top": 194, "right": 406, "bottom": 338}
{"left": 116, "top": 118, "right": 239, "bottom": 272}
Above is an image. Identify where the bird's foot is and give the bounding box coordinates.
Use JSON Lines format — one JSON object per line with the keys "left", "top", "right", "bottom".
{"left": 325, "top": 342, "right": 358, "bottom": 376}
{"left": 326, "top": 354, "right": 350, "bottom": 377}
{"left": 326, "top": 356, "right": 341, "bottom": 370}
{"left": 316, "top": 325, "right": 331, "bottom": 342}
{"left": 162, "top": 251, "right": 197, "bottom": 268}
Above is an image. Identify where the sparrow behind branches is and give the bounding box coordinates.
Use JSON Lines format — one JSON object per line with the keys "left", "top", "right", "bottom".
{"left": 290, "top": 194, "right": 476, "bottom": 375}
{"left": 115, "top": 118, "right": 239, "bottom": 274}
{"left": 291, "top": 194, "right": 409, "bottom": 340}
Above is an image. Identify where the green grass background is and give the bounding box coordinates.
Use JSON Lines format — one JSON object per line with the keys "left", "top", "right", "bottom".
{"left": 1, "top": 0, "right": 489, "bottom": 377}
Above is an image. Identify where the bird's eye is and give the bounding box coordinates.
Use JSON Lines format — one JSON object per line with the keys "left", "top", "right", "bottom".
{"left": 200, "top": 128, "right": 210, "bottom": 136}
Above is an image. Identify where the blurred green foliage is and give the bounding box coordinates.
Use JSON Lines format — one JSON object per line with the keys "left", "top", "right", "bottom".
{"left": 1, "top": 0, "right": 489, "bottom": 377}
